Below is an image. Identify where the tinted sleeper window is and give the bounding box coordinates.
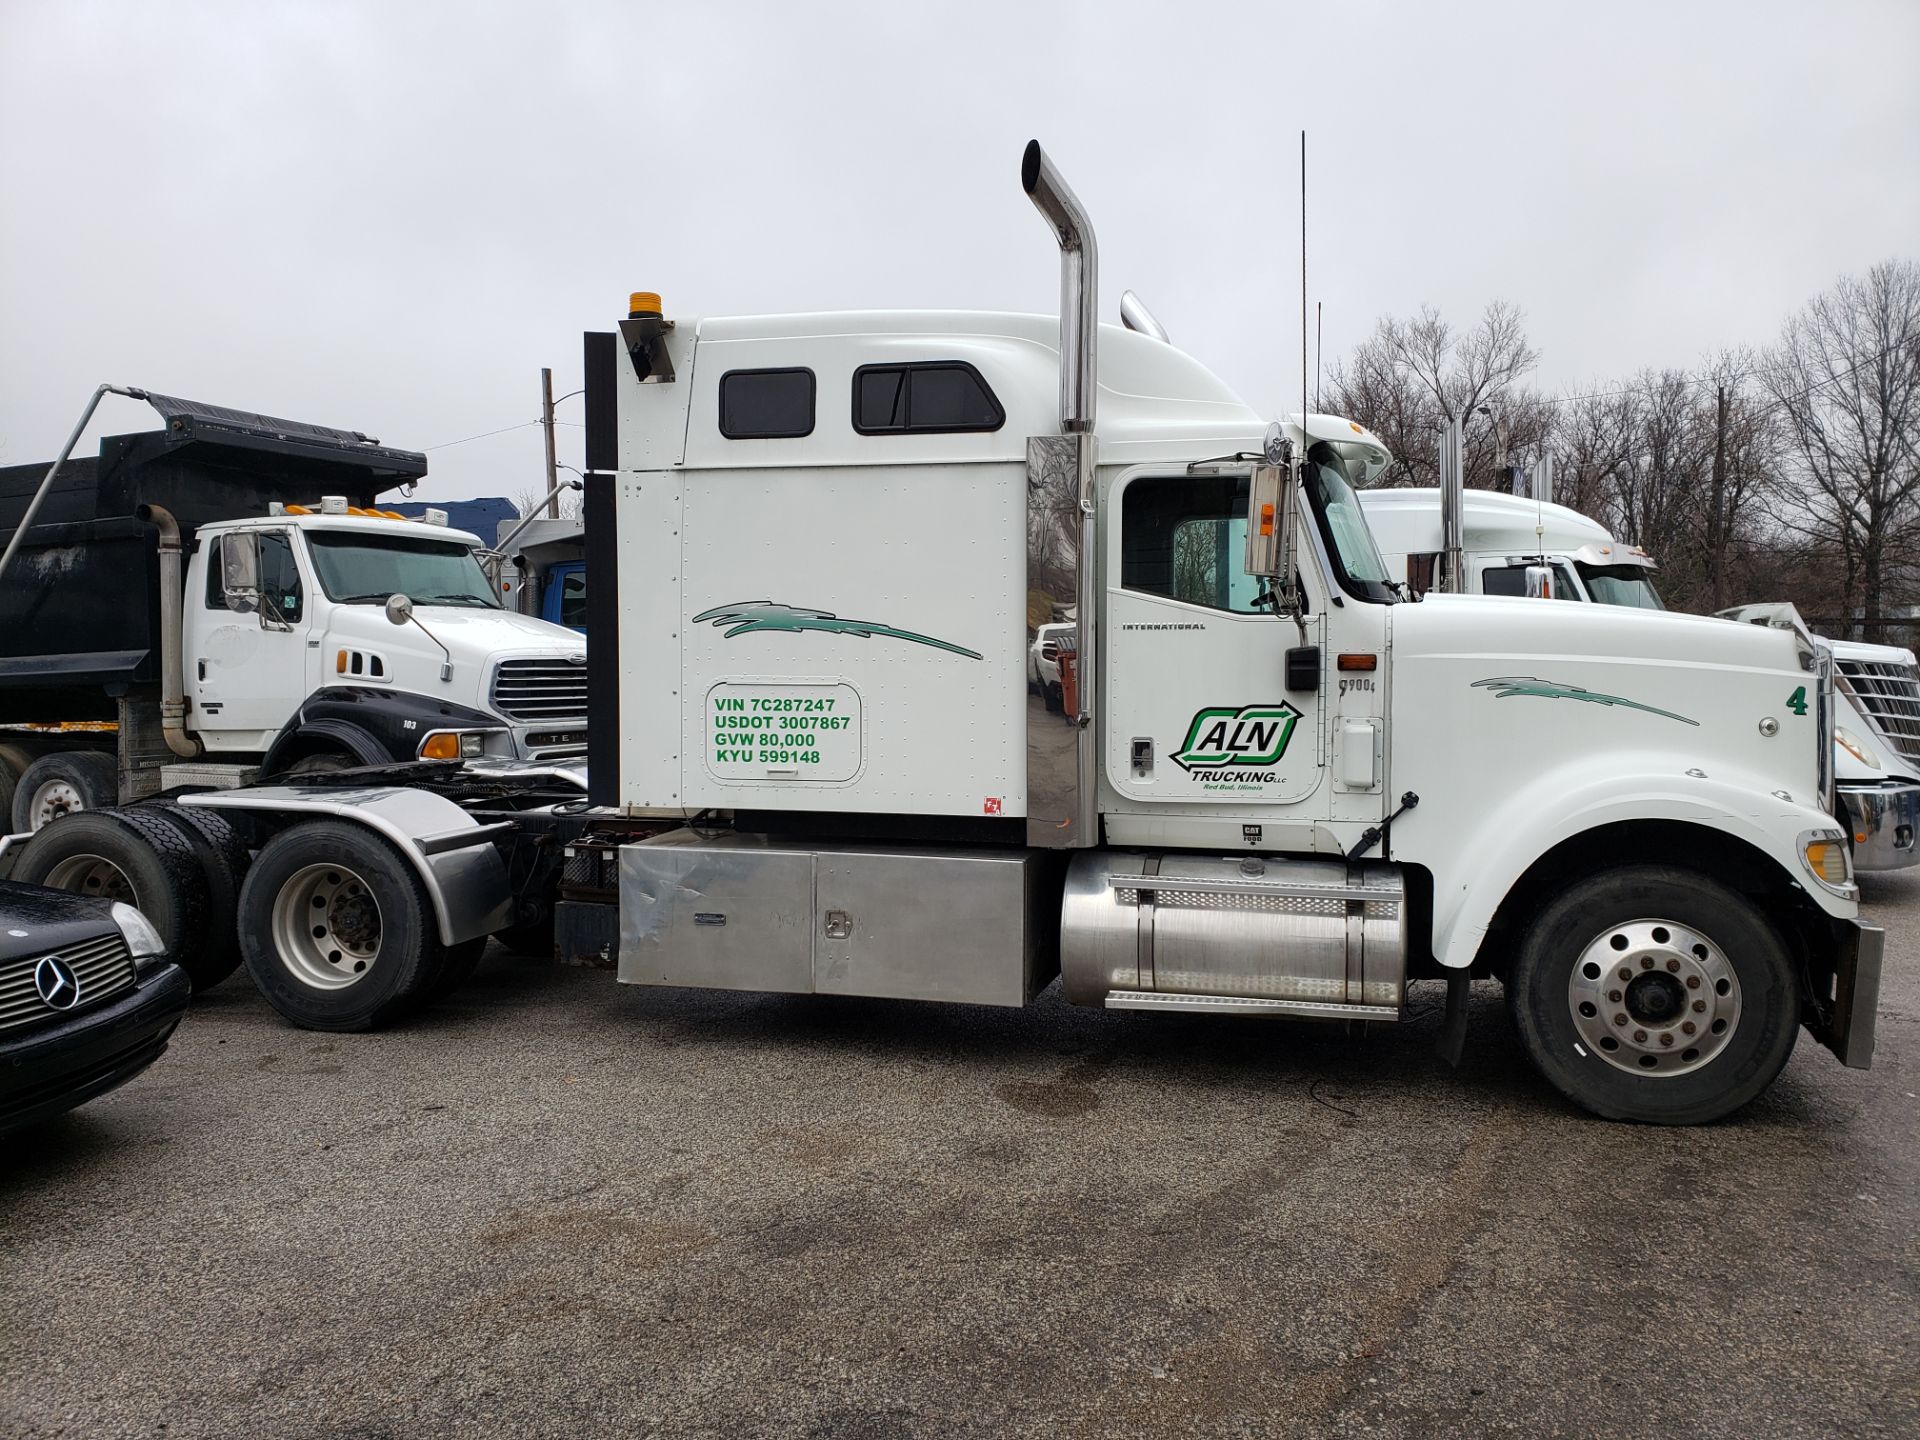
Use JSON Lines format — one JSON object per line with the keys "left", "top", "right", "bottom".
{"left": 853, "top": 362, "right": 1004, "bottom": 434}
{"left": 719, "top": 368, "right": 815, "bottom": 439}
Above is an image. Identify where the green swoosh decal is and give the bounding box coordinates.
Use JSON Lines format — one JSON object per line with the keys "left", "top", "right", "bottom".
{"left": 692, "top": 601, "right": 983, "bottom": 660}
{"left": 1472, "top": 676, "right": 1698, "bottom": 726}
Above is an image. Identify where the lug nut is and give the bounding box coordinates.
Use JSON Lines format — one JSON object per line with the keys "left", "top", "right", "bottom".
{"left": 1659, "top": 1033, "right": 1674, "bottom": 1047}
{"left": 1665, "top": 958, "right": 1681, "bottom": 972}
{"left": 1633, "top": 1029, "right": 1648, "bottom": 1043}
{"left": 1682, "top": 1021, "right": 1697, "bottom": 1035}
{"left": 1615, "top": 1014, "right": 1629, "bottom": 1027}
{"left": 1608, "top": 990, "right": 1623, "bottom": 1003}
{"left": 1640, "top": 957, "right": 1654, "bottom": 970}
{"left": 1686, "top": 976, "right": 1702, "bottom": 990}
{"left": 1619, "top": 969, "right": 1633, "bottom": 982}
{"left": 1692, "top": 1000, "right": 1707, "bottom": 1013}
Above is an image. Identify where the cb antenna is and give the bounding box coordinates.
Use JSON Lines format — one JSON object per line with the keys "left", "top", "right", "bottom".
{"left": 1300, "top": 130, "right": 1309, "bottom": 451}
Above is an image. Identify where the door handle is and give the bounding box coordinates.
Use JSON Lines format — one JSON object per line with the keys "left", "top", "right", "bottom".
{"left": 197, "top": 660, "right": 206, "bottom": 681}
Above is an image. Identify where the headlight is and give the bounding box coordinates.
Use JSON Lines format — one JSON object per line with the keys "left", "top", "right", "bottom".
{"left": 419, "top": 730, "right": 490, "bottom": 760}
{"left": 1798, "top": 829, "right": 1856, "bottom": 897}
{"left": 110, "top": 901, "right": 167, "bottom": 959}
{"left": 1835, "top": 726, "right": 1881, "bottom": 769}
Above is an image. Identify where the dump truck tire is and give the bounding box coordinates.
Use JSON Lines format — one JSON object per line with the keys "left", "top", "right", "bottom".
{"left": 11, "top": 751, "right": 119, "bottom": 832}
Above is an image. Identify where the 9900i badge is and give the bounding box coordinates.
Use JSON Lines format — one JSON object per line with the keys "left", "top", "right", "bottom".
{"left": 1171, "top": 702, "right": 1303, "bottom": 775}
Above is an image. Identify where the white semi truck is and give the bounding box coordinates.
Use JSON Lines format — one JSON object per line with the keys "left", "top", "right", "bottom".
{"left": 0, "top": 142, "right": 1880, "bottom": 1124}
{"left": 1360, "top": 487, "right": 1920, "bottom": 872}
{"left": 0, "top": 393, "right": 588, "bottom": 837}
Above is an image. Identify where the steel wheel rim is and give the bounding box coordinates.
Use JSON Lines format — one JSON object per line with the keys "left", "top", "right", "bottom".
{"left": 1567, "top": 918, "right": 1742, "bottom": 1077}
{"left": 44, "top": 853, "right": 138, "bottom": 904}
{"left": 272, "top": 862, "right": 384, "bottom": 991}
{"left": 29, "top": 778, "right": 85, "bottom": 830}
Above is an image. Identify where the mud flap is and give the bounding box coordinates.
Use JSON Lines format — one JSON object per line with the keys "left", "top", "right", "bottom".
{"left": 1436, "top": 968, "right": 1471, "bottom": 1067}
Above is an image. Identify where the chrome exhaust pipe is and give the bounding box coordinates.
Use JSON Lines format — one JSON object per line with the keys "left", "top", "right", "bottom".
{"left": 1119, "top": 290, "right": 1169, "bottom": 344}
{"left": 1021, "top": 140, "right": 1098, "bottom": 434}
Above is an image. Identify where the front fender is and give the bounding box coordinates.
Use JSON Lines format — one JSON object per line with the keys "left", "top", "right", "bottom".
{"left": 1406, "top": 761, "right": 1853, "bottom": 971}
{"left": 261, "top": 686, "right": 504, "bottom": 774}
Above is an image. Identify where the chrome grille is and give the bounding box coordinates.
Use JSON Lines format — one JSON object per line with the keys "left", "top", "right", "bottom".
{"left": 1838, "top": 658, "right": 1920, "bottom": 764}
{"left": 490, "top": 658, "right": 588, "bottom": 722}
{"left": 0, "top": 931, "right": 136, "bottom": 1035}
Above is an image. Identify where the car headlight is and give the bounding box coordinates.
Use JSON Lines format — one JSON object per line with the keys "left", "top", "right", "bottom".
{"left": 110, "top": 901, "right": 167, "bottom": 959}
{"left": 1835, "top": 725, "right": 1881, "bottom": 769}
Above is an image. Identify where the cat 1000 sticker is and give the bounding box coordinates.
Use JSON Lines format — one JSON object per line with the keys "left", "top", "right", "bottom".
{"left": 705, "top": 683, "right": 863, "bottom": 782}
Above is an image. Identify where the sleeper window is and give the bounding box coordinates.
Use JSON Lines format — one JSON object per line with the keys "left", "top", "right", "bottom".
{"left": 852, "top": 362, "right": 1004, "bottom": 434}
{"left": 719, "top": 368, "right": 815, "bottom": 439}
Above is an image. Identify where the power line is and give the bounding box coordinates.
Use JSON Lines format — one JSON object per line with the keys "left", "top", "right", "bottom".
{"left": 421, "top": 419, "right": 542, "bottom": 452}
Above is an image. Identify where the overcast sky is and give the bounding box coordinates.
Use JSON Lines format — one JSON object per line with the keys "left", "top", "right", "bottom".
{"left": 3, "top": 0, "right": 1916, "bottom": 503}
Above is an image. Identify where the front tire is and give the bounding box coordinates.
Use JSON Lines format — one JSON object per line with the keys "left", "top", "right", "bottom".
{"left": 238, "top": 820, "right": 445, "bottom": 1031}
{"left": 1507, "top": 865, "right": 1799, "bottom": 1124}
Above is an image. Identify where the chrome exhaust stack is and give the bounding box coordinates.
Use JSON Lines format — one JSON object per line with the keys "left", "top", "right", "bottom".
{"left": 1021, "top": 140, "right": 1098, "bottom": 433}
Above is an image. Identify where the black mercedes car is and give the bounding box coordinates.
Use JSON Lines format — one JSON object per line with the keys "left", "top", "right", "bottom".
{"left": 0, "top": 876, "right": 190, "bottom": 1134}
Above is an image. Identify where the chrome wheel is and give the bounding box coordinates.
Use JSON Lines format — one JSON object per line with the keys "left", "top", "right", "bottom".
{"left": 271, "top": 862, "right": 384, "bottom": 991}
{"left": 44, "top": 853, "right": 137, "bottom": 903}
{"left": 28, "top": 778, "right": 86, "bottom": 830}
{"left": 1567, "top": 918, "right": 1742, "bottom": 1077}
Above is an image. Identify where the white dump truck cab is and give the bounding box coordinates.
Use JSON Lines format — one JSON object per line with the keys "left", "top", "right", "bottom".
{"left": 1361, "top": 487, "right": 1920, "bottom": 872}
{"left": 561, "top": 140, "right": 1879, "bottom": 1124}
{"left": 188, "top": 504, "right": 588, "bottom": 772}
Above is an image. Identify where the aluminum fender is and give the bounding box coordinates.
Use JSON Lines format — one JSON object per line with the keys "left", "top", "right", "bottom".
{"left": 180, "top": 785, "right": 514, "bottom": 944}
{"left": 1419, "top": 765, "right": 1854, "bottom": 972}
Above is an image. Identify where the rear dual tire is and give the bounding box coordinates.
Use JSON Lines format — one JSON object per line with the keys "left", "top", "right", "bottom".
{"left": 237, "top": 820, "right": 479, "bottom": 1031}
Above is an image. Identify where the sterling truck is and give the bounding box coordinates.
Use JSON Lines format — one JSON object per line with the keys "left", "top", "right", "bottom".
{"left": 1360, "top": 486, "right": 1920, "bottom": 872}
{"left": 3, "top": 142, "right": 1881, "bottom": 1123}
{"left": 0, "top": 393, "right": 588, "bottom": 836}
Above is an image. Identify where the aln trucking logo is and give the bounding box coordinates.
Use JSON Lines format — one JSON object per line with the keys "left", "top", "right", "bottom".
{"left": 1171, "top": 702, "right": 1303, "bottom": 775}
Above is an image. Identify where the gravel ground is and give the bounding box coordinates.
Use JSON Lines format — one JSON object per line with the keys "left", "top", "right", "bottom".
{"left": 3, "top": 873, "right": 1916, "bottom": 1439}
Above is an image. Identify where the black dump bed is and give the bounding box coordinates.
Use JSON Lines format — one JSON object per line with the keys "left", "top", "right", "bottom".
{"left": 0, "top": 394, "right": 427, "bottom": 720}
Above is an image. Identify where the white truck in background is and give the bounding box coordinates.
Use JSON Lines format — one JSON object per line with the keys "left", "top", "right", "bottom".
{"left": 1360, "top": 486, "right": 1920, "bottom": 872}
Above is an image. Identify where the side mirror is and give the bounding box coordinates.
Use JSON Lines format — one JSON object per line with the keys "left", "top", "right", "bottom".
{"left": 1525, "top": 564, "right": 1556, "bottom": 600}
{"left": 385, "top": 593, "right": 414, "bottom": 627}
{"left": 221, "top": 533, "right": 261, "bottom": 614}
{"left": 1243, "top": 458, "right": 1300, "bottom": 616}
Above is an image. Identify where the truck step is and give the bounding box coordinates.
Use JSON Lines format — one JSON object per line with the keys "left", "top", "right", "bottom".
{"left": 1102, "top": 989, "right": 1402, "bottom": 1022}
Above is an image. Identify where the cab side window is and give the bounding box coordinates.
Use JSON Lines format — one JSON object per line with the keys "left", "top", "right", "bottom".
{"left": 258, "top": 532, "right": 304, "bottom": 624}
{"left": 1120, "top": 474, "right": 1265, "bottom": 613}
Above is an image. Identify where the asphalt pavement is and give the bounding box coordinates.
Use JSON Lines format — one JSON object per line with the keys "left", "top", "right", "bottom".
{"left": 4, "top": 873, "right": 1916, "bottom": 1439}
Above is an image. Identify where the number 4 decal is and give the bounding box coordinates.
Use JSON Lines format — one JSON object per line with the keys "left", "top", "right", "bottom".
{"left": 1786, "top": 686, "right": 1808, "bottom": 717}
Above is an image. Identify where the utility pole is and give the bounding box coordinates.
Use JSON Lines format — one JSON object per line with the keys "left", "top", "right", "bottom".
{"left": 1709, "top": 384, "right": 1728, "bottom": 611}
{"left": 540, "top": 367, "right": 560, "bottom": 519}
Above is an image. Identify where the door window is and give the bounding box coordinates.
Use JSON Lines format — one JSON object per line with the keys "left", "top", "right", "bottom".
{"left": 202, "top": 532, "right": 302, "bottom": 622}
{"left": 1121, "top": 474, "right": 1265, "bottom": 613}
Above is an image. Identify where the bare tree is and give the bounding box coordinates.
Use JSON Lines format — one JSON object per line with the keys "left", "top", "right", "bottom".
{"left": 1325, "top": 301, "right": 1546, "bottom": 491}
{"left": 1761, "top": 260, "right": 1920, "bottom": 638}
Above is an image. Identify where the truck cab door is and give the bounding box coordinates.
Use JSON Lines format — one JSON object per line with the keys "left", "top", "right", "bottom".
{"left": 544, "top": 560, "right": 587, "bottom": 633}
{"left": 189, "top": 530, "right": 315, "bottom": 749}
{"left": 1102, "top": 468, "right": 1327, "bottom": 809}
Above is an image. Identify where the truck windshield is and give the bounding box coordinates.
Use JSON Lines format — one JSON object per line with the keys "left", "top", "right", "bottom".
{"left": 306, "top": 531, "right": 501, "bottom": 609}
{"left": 1304, "top": 440, "right": 1396, "bottom": 603}
{"left": 1576, "top": 563, "right": 1664, "bottom": 610}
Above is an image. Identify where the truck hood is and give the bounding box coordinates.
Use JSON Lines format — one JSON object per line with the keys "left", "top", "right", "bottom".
{"left": 1392, "top": 593, "right": 1822, "bottom": 804}
{"left": 330, "top": 602, "right": 585, "bottom": 658}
